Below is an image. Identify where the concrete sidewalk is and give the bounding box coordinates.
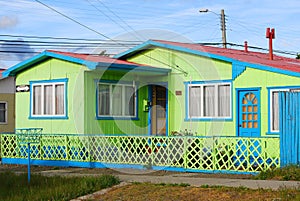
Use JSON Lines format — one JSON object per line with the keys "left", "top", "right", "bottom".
{"left": 117, "top": 173, "right": 300, "bottom": 190}
{"left": 38, "top": 168, "right": 300, "bottom": 190}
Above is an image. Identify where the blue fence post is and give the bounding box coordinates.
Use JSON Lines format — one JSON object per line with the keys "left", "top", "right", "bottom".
{"left": 27, "top": 142, "right": 31, "bottom": 183}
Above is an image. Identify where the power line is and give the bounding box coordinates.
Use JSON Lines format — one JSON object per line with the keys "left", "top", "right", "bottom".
{"left": 94, "top": 0, "right": 144, "bottom": 40}
{"left": 0, "top": 34, "right": 142, "bottom": 42}
{"left": 0, "top": 39, "right": 139, "bottom": 45}
{"left": 34, "top": 0, "right": 113, "bottom": 41}
{"left": 33, "top": 0, "right": 189, "bottom": 74}
{"left": 85, "top": 0, "right": 131, "bottom": 34}
{"left": 226, "top": 42, "right": 297, "bottom": 56}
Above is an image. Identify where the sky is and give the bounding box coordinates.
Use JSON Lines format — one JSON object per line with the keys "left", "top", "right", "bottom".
{"left": 0, "top": 0, "right": 300, "bottom": 68}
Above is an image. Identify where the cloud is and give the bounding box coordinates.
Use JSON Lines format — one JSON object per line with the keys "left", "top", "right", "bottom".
{"left": 0, "top": 16, "right": 18, "bottom": 29}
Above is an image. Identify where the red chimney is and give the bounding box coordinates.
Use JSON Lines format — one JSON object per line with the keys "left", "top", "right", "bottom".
{"left": 266, "top": 28, "right": 275, "bottom": 60}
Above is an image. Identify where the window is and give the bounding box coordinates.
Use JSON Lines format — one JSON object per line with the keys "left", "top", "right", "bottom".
{"left": 187, "top": 82, "right": 231, "bottom": 119}
{"left": 0, "top": 102, "right": 7, "bottom": 124}
{"left": 269, "top": 88, "right": 289, "bottom": 133}
{"left": 30, "top": 79, "right": 67, "bottom": 118}
{"left": 97, "top": 82, "right": 136, "bottom": 118}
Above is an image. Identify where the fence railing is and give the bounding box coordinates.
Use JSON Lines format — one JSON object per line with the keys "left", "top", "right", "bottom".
{"left": 0, "top": 133, "right": 280, "bottom": 173}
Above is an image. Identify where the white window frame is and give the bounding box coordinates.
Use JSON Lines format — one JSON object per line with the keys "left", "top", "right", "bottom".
{"left": 187, "top": 82, "right": 231, "bottom": 119}
{"left": 0, "top": 101, "right": 7, "bottom": 124}
{"left": 30, "top": 81, "right": 67, "bottom": 118}
{"left": 97, "top": 82, "right": 137, "bottom": 118}
{"left": 269, "top": 88, "right": 289, "bottom": 133}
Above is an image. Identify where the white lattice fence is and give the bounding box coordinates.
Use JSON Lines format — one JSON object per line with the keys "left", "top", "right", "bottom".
{"left": 0, "top": 134, "right": 280, "bottom": 173}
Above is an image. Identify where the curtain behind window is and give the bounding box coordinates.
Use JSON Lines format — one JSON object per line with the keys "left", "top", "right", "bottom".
{"left": 189, "top": 86, "right": 201, "bottom": 117}
{"left": 55, "top": 84, "right": 64, "bottom": 115}
{"left": 112, "top": 85, "right": 122, "bottom": 116}
{"left": 44, "top": 85, "right": 53, "bottom": 115}
{"left": 218, "top": 85, "right": 230, "bottom": 117}
{"left": 272, "top": 91, "right": 279, "bottom": 131}
{"left": 99, "top": 84, "right": 110, "bottom": 115}
{"left": 33, "top": 85, "right": 42, "bottom": 115}
{"left": 204, "top": 86, "right": 215, "bottom": 117}
{"left": 125, "top": 86, "right": 135, "bottom": 116}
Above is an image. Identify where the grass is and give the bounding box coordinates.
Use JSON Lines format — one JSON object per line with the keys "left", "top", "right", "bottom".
{"left": 255, "top": 165, "right": 300, "bottom": 180}
{"left": 0, "top": 171, "right": 120, "bottom": 201}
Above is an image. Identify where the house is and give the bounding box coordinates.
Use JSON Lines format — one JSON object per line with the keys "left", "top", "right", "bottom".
{"left": 2, "top": 50, "right": 170, "bottom": 134}
{"left": 2, "top": 39, "right": 300, "bottom": 138}
{"left": 0, "top": 68, "right": 15, "bottom": 133}
{"left": 5, "top": 40, "right": 300, "bottom": 172}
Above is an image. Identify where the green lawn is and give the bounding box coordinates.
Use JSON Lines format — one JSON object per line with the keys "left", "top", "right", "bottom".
{"left": 0, "top": 171, "right": 120, "bottom": 201}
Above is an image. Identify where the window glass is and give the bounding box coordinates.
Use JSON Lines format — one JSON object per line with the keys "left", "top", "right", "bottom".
{"left": 31, "top": 81, "right": 66, "bottom": 117}
{"left": 204, "top": 85, "right": 215, "bottom": 117}
{"left": 189, "top": 86, "right": 201, "bottom": 117}
{"left": 98, "top": 84, "right": 110, "bottom": 115}
{"left": 218, "top": 84, "right": 230, "bottom": 117}
{"left": 98, "top": 82, "right": 136, "bottom": 117}
{"left": 188, "top": 82, "right": 231, "bottom": 119}
{"left": 272, "top": 91, "right": 279, "bottom": 131}
{"left": 125, "top": 86, "right": 135, "bottom": 116}
{"left": 33, "top": 85, "right": 41, "bottom": 115}
{"left": 55, "top": 84, "right": 64, "bottom": 115}
{"left": 112, "top": 85, "right": 122, "bottom": 116}
{"left": 0, "top": 102, "right": 6, "bottom": 123}
{"left": 44, "top": 85, "right": 53, "bottom": 115}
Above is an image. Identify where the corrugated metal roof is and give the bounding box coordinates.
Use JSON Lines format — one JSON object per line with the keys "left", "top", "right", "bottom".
{"left": 47, "top": 50, "right": 145, "bottom": 66}
{"left": 3, "top": 50, "right": 170, "bottom": 77}
{"left": 152, "top": 40, "right": 300, "bottom": 73}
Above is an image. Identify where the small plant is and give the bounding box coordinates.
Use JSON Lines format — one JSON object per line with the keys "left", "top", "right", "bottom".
{"left": 155, "top": 183, "right": 190, "bottom": 187}
{"left": 255, "top": 165, "right": 300, "bottom": 181}
{"left": 171, "top": 129, "right": 197, "bottom": 136}
{"left": 201, "top": 184, "right": 209, "bottom": 188}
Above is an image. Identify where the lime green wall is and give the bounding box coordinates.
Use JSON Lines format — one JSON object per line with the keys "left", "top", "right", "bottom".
{"left": 16, "top": 58, "right": 86, "bottom": 134}
{"left": 128, "top": 48, "right": 233, "bottom": 136}
{"left": 83, "top": 70, "right": 150, "bottom": 135}
{"left": 128, "top": 48, "right": 231, "bottom": 80}
{"left": 235, "top": 67, "right": 300, "bottom": 136}
{"left": 127, "top": 47, "right": 300, "bottom": 137}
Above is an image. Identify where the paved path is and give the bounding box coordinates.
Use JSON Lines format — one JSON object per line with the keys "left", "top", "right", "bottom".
{"left": 116, "top": 174, "right": 300, "bottom": 190}
{"left": 38, "top": 168, "right": 300, "bottom": 190}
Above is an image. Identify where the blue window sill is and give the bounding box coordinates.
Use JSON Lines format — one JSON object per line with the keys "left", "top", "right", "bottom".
{"left": 29, "top": 116, "right": 69, "bottom": 120}
{"left": 96, "top": 116, "right": 139, "bottom": 121}
{"left": 184, "top": 117, "right": 233, "bottom": 122}
{"left": 266, "top": 131, "right": 280, "bottom": 135}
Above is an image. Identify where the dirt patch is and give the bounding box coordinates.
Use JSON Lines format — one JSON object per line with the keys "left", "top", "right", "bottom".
{"left": 91, "top": 183, "right": 297, "bottom": 201}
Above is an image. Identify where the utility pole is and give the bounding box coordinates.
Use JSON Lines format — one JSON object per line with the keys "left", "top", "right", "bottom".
{"left": 220, "top": 9, "right": 227, "bottom": 48}
{"left": 199, "top": 9, "right": 227, "bottom": 48}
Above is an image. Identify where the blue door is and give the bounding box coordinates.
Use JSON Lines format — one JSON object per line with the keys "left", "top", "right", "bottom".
{"left": 238, "top": 90, "right": 260, "bottom": 137}
{"left": 236, "top": 89, "right": 261, "bottom": 165}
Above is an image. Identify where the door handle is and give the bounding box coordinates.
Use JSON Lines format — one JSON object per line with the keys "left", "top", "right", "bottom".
{"left": 239, "top": 124, "right": 242, "bottom": 127}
